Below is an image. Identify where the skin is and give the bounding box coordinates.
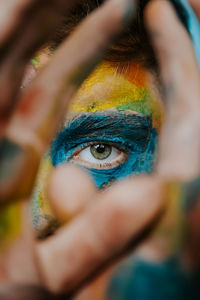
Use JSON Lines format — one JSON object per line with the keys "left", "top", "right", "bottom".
{"left": 32, "top": 60, "right": 163, "bottom": 235}
{"left": 32, "top": 60, "right": 163, "bottom": 299}
{"left": 0, "top": 0, "right": 200, "bottom": 299}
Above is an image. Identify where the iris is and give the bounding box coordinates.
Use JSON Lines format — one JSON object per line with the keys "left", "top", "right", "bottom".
{"left": 90, "top": 144, "right": 112, "bottom": 160}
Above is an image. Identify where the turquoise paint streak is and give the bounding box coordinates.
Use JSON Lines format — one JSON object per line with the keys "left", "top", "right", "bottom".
{"left": 51, "top": 113, "right": 157, "bottom": 188}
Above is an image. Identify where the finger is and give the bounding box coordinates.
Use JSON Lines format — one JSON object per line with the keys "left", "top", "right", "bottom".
{"left": 145, "top": 0, "right": 200, "bottom": 181}
{"left": 47, "top": 164, "right": 97, "bottom": 223}
{"left": 189, "top": 0, "right": 200, "bottom": 21}
{"left": 0, "top": 0, "right": 34, "bottom": 46}
{"left": 0, "top": 0, "right": 136, "bottom": 204}
{"left": 181, "top": 175, "right": 200, "bottom": 269}
{"left": 0, "top": 285, "right": 63, "bottom": 300}
{"left": 36, "top": 176, "right": 165, "bottom": 294}
{"left": 0, "top": 0, "right": 81, "bottom": 134}
{"left": 0, "top": 202, "right": 40, "bottom": 285}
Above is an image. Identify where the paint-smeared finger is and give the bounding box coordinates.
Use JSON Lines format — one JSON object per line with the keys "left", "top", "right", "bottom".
{"left": 145, "top": 0, "right": 200, "bottom": 181}
{"left": 0, "top": 0, "right": 135, "bottom": 204}
{"left": 0, "top": 0, "right": 81, "bottom": 135}
{"left": 36, "top": 176, "right": 164, "bottom": 294}
{"left": 189, "top": 0, "right": 200, "bottom": 21}
{"left": 47, "top": 164, "right": 97, "bottom": 222}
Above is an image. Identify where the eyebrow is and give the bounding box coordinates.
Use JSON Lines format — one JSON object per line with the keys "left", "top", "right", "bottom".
{"left": 52, "top": 112, "right": 153, "bottom": 156}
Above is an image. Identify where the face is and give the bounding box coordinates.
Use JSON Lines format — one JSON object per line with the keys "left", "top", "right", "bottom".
{"left": 32, "top": 59, "right": 163, "bottom": 236}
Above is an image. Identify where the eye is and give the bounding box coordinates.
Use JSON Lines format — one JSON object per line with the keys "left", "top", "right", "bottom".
{"left": 71, "top": 143, "right": 128, "bottom": 170}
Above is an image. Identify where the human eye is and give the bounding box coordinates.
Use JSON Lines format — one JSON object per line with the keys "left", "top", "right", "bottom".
{"left": 70, "top": 142, "right": 128, "bottom": 170}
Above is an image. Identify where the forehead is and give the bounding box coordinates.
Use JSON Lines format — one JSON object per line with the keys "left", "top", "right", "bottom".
{"left": 69, "top": 61, "right": 163, "bottom": 130}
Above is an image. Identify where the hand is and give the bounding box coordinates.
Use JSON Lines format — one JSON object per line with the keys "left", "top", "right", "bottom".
{"left": 0, "top": 0, "right": 200, "bottom": 299}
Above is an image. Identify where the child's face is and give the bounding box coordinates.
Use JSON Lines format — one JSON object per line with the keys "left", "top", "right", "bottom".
{"left": 33, "top": 58, "right": 163, "bottom": 234}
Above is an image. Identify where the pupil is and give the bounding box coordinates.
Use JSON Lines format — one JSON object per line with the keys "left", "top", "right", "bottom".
{"left": 95, "top": 144, "right": 105, "bottom": 154}
{"left": 90, "top": 143, "right": 112, "bottom": 160}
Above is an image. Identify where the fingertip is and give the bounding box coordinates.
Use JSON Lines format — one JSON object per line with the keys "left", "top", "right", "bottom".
{"left": 144, "top": 0, "right": 187, "bottom": 52}
{"left": 144, "top": 0, "right": 176, "bottom": 30}
{"left": 47, "top": 164, "right": 96, "bottom": 222}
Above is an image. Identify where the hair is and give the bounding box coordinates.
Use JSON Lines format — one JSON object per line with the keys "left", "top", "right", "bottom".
{"left": 47, "top": 0, "right": 157, "bottom": 69}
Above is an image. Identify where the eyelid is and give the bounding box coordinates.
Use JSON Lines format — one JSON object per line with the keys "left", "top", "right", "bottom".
{"left": 71, "top": 141, "right": 129, "bottom": 158}
{"left": 65, "top": 137, "right": 134, "bottom": 154}
{"left": 70, "top": 141, "right": 129, "bottom": 170}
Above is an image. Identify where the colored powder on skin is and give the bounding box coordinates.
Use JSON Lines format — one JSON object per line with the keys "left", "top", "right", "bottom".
{"left": 32, "top": 154, "right": 53, "bottom": 218}
{"left": 51, "top": 112, "right": 158, "bottom": 188}
{"left": 88, "top": 129, "right": 157, "bottom": 188}
{"left": 70, "top": 62, "right": 163, "bottom": 130}
{"left": 31, "top": 56, "right": 40, "bottom": 69}
{"left": 0, "top": 202, "right": 21, "bottom": 249}
{"left": 32, "top": 61, "right": 162, "bottom": 232}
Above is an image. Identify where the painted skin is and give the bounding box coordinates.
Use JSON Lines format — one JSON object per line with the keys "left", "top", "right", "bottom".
{"left": 32, "top": 61, "right": 163, "bottom": 234}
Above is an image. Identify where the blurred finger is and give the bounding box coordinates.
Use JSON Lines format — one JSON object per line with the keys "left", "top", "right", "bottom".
{"left": 0, "top": 0, "right": 135, "bottom": 204}
{"left": 0, "top": 202, "right": 39, "bottom": 285}
{"left": 0, "top": 0, "right": 81, "bottom": 134}
{"left": 0, "top": 284, "right": 63, "bottom": 300}
{"left": 145, "top": 0, "right": 200, "bottom": 181}
{"left": 36, "top": 176, "right": 164, "bottom": 294}
{"left": 182, "top": 175, "right": 200, "bottom": 269}
{"left": 47, "top": 164, "right": 97, "bottom": 222}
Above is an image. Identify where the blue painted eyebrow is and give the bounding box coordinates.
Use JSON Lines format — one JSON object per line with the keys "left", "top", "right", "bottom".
{"left": 51, "top": 112, "right": 153, "bottom": 166}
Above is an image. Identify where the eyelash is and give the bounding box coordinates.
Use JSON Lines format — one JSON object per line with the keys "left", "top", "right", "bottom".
{"left": 69, "top": 141, "right": 128, "bottom": 170}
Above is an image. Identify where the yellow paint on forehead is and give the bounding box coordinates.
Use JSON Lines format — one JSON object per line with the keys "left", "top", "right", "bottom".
{"left": 70, "top": 62, "right": 148, "bottom": 112}
{"left": 69, "top": 61, "right": 163, "bottom": 130}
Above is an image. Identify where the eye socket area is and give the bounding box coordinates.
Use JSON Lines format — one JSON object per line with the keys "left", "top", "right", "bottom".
{"left": 70, "top": 142, "right": 128, "bottom": 170}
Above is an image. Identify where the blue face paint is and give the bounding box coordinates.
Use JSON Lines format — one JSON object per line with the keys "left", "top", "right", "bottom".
{"left": 51, "top": 112, "right": 158, "bottom": 188}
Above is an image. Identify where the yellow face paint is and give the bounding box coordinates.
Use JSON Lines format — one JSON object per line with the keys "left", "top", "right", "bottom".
{"left": 70, "top": 62, "right": 163, "bottom": 130}
{"left": 33, "top": 155, "right": 53, "bottom": 216}
{"left": 0, "top": 202, "right": 21, "bottom": 251}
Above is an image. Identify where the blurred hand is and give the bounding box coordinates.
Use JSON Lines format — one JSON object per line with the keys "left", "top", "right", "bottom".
{"left": 0, "top": 0, "right": 200, "bottom": 299}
